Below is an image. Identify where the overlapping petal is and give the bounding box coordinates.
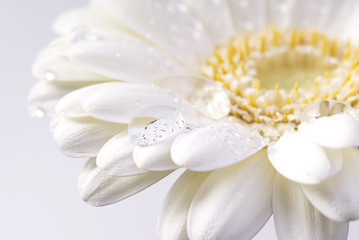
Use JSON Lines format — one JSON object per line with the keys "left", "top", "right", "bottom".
{"left": 273, "top": 174, "right": 349, "bottom": 240}
{"left": 79, "top": 158, "right": 171, "bottom": 206}
{"left": 302, "top": 148, "right": 359, "bottom": 222}
{"left": 187, "top": 149, "right": 274, "bottom": 240}
{"left": 267, "top": 132, "right": 343, "bottom": 184}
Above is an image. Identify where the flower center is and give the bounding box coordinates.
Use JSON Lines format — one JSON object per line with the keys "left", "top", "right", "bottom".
{"left": 202, "top": 27, "right": 359, "bottom": 134}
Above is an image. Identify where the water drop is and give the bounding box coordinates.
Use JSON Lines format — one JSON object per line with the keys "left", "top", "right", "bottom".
{"left": 70, "top": 26, "right": 98, "bottom": 44}
{"left": 43, "top": 71, "right": 56, "bottom": 81}
{"left": 31, "top": 107, "right": 45, "bottom": 118}
{"left": 128, "top": 106, "right": 185, "bottom": 146}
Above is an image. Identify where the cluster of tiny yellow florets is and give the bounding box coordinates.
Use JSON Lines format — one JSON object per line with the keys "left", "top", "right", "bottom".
{"left": 202, "top": 27, "right": 359, "bottom": 125}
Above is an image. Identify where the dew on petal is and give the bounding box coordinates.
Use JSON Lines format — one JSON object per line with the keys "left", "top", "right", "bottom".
{"left": 302, "top": 100, "right": 359, "bottom": 123}
{"left": 43, "top": 71, "right": 56, "bottom": 81}
{"left": 30, "top": 107, "right": 45, "bottom": 118}
{"left": 128, "top": 106, "right": 185, "bottom": 146}
{"left": 69, "top": 26, "right": 98, "bottom": 44}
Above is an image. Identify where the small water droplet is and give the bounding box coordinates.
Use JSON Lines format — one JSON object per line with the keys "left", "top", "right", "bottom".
{"left": 43, "top": 71, "right": 56, "bottom": 81}
{"left": 31, "top": 108, "right": 45, "bottom": 118}
{"left": 70, "top": 26, "right": 98, "bottom": 43}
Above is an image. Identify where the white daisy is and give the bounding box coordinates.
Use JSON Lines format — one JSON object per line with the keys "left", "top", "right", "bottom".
{"left": 29, "top": 0, "right": 359, "bottom": 239}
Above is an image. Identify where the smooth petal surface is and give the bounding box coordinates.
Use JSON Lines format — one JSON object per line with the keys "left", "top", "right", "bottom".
{"left": 227, "top": 0, "right": 266, "bottom": 32}
{"left": 301, "top": 114, "right": 359, "bottom": 148}
{"left": 273, "top": 174, "right": 348, "bottom": 240}
{"left": 157, "top": 170, "right": 210, "bottom": 240}
{"left": 53, "top": 116, "right": 126, "bottom": 157}
{"left": 79, "top": 158, "right": 171, "bottom": 206}
{"left": 151, "top": 75, "right": 230, "bottom": 119}
{"left": 28, "top": 80, "right": 90, "bottom": 117}
{"left": 96, "top": 131, "right": 147, "bottom": 177}
{"left": 55, "top": 83, "right": 111, "bottom": 118}
{"left": 303, "top": 148, "right": 359, "bottom": 222}
{"left": 171, "top": 123, "right": 266, "bottom": 171}
{"left": 82, "top": 82, "right": 187, "bottom": 123}
{"left": 188, "top": 149, "right": 274, "bottom": 240}
{"left": 93, "top": 0, "right": 212, "bottom": 69}
{"left": 53, "top": 6, "right": 121, "bottom": 34}
{"left": 33, "top": 51, "right": 108, "bottom": 82}
{"left": 68, "top": 26, "right": 185, "bottom": 83}
{"left": 267, "top": 132, "right": 343, "bottom": 184}
{"left": 180, "top": 0, "right": 233, "bottom": 44}
{"left": 133, "top": 135, "right": 178, "bottom": 171}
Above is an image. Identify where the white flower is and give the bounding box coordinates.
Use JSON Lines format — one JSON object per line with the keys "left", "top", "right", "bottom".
{"left": 29, "top": 0, "right": 359, "bottom": 239}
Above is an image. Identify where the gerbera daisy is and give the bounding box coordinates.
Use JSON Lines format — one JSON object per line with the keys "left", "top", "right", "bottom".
{"left": 29, "top": 0, "right": 359, "bottom": 239}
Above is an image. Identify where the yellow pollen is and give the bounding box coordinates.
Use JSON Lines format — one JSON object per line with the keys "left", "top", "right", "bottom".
{"left": 310, "top": 29, "right": 318, "bottom": 45}
{"left": 202, "top": 27, "right": 359, "bottom": 126}
{"left": 344, "top": 87, "right": 357, "bottom": 101}
{"left": 259, "top": 34, "right": 266, "bottom": 53}
{"left": 322, "top": 92, "right": 329, "bottom": 100}
{"left": 289, "top": 29, "right": 296, "bottom": 48}
{"left": 247, "top": 94, "right": 257, "bottom": 107}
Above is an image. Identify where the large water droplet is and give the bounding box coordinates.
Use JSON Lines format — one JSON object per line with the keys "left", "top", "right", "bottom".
{"left": 128, "top": 106, "right": 185, "bottom": 146}
{"left": 151, "top": 75, "right": 231, "bottom": 119}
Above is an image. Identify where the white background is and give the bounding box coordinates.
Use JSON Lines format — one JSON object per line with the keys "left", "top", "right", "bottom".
{"left": 1, "top": 0, "right": 359, "bottom": 239}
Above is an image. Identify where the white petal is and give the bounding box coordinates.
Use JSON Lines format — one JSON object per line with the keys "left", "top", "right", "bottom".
{"left": 188, "top": 149, "right": 275, "bottom": 240}
{"left": 28, "top": 80, "right": 90, "bottom": 117}
{"left": 227, "top": 0, "right": 266, "bottom": 32}
{"left": 53, "top": 116, "right": 126, "bottom": 157}
{"left": 33, "top": 50, "right": 108, "bottom": 82}
{"left": 92, "top": 0, "right": 212, "bottom": 69}
{"left": 53, "top": 6, "right": 121, "bottom": 35}
{"left": 300, "top": 114, "right": 359, "bottom": 148}
{"left": 273, "top": 174, "right": 349, "bottom": 240}
{"left": 171, "top": 122, "right": 266, "bottom": 171}
{"left": 79, "top": 158, "right": 171, "bottom": 206}
{"left": 133, "top": 135, "right": 178, "bottom": 171}
{"left": 81, "top": 82, "right": 188, "bottom": 123}
{"left": 151, "top": 75, "right": 231, "bottom": 119}
{"left": 68, "top": 27, "right": 185, "bottom": 83}
{"left": 303, "top": 148, "right": 359, "bottom": 222}
{"left": 128, "top": 106, "right": 185, "bottom": 146}
{"left": 267, "top": 132, "right": 343, "bottom": 184}
{"left": 157, "top": 170, "right": 210, "bottom": 240}
{"left": 266, "top": 0, "right": 296, "bottom": 29}
{"left": 180, "top": 0, "right": 234, "bottom": 44}
{"left": 96, "top": 131, "right": 147, "bottom": 177}
{"left": 55, "top": 83, "right": 112, "bottom": 118}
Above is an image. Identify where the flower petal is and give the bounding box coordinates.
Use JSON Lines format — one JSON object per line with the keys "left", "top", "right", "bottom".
{"left": 157, "top": 170, "right": 210, "bottom": 240}
{"left": 180, "top": 0, "right": 234, "bottom": 44}
{"left": 300, "top": 114, "right": 359, "bottom": 148}
{"left": 133, "top": 135, "right": 178, "bottom": 171}
{"left": 81, "top": 82, "right": 188, "bottom": 123}
{"left": 151, "top": 75, "right": 231, "bottom": 119}
{"left": 171, "top": 122, "right": 266, "bottom": 171}
{"left": 303, "top": 147, "right": 359, "bottom": 222}
{"left": 53, "top": 116, "right": 126, "bottom": 157}
{"left": 273, "top": 174, "right": 349, "bottom": 240}
{"left": 53, "top": 6, "right": 121, "bottom": 34}
{"left": 227, "top": 0, "right": 266, "bottom": 32}
{"left": 28, "top": 80, "right": 90, "bottom": 117}
{"left": 187, "top": 149, "right": 274, "bottom": 240}
{"left": 267, "top": 132, "right": 343, "bottom": 184}
{"left": 92, "top": 0, "right": 212, "bottom": 69}
{"left": 79, "top": 158, "right": 171, "bottom": 206}
{"left": 68, "top": 26, "right": 185, "bottom": 83}
{"left": 96, "top": 131, "right": 147, "bottom": 177}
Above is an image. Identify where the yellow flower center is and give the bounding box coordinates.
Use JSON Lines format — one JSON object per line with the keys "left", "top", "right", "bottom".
{"left": 202, "top": 27, "right": 359, "bottom": 132}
